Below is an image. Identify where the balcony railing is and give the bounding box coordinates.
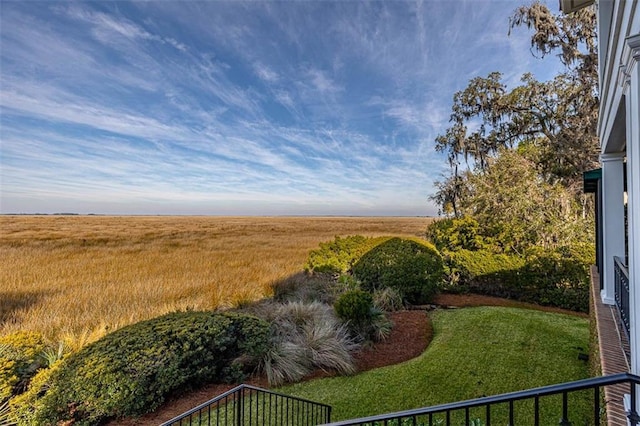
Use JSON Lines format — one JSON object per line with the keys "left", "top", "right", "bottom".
{"left": 614, "top": 256, "right": 630, "bottom": 337}
{"left": 323, "top": 373, "right": 640, "bottom": 426}
{"left": 161, "top": 374, "right": 640, "bottom": 426}
{"left": 159, "top": 384, "right": 331, "bottom": 426}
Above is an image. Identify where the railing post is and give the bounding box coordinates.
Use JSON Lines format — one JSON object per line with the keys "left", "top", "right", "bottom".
{"left": 600, "top": 152, "right": 625, "bottom": 305}
{"left": 236, "top": 386, "right": 243, "bottom": 426}
{"left": 558, "top": 392, "right": 572, "bottom": 426}
{"left": 160, "top": 384, "right": 331, "bottom": 426}
{"left": 629, "top": 381, "right": 640, "bottom": 426}
{"left": 508, "top": 400, "right": 514, "bottom": 426}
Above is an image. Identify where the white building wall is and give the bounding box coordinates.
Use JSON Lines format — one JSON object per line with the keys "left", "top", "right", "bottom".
{"left": 599, "top": 1, "right": 639, "bottom": 155}
{"left": 597, "top": 0, "right": 640, "bottom": 416}
{"left": 598, "top": 1, "right": 639, "bottom": 377}
{"left": 600, "top": 153, "right": 626, "bottom": 305}
{"left": 625, "top": 34, "right": 640, "bottom": 376}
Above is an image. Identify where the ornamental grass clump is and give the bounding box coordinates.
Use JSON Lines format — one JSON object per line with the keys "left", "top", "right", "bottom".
{"left": 372, "top": 287, "right": 404, "bottom": 312}
{"left": 272, "top": 271, "right": 338, "bottom": 304}
{"left": 258, "top": 301, "right": 357, "bottom": 386}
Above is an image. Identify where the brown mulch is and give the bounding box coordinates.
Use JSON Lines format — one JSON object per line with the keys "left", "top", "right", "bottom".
{"left": 356, "top": 310, "right": 431, "bottom": 371}
{"left": 108, "top": 293, "right": 583, "bottom": 425}
{"left": 432, "top": 293, "right": 588, "bottom": 318}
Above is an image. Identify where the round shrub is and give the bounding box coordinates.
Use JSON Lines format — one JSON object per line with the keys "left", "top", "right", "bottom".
{"left": 352, "top": 238, "right": 445, "bottom": 305}
{"left": 334, "top": 290, "right": 391, "bottom": 343}
{"left": 334, "top": 289, "right": 373, "bottom": 329}
{"left": 27, "top": 311, "right": 270, "bottom": 425}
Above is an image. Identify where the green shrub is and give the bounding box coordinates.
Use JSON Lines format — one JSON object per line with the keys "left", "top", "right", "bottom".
{"left": 8, "top": 360, "right": 63, "bottom": 425}
{"left": 334, "top": 290, "right": 392, "bottom": 343}
{"left": 25, "top": 311, "right": 270, "bottom": 425}
{"left": 334, "top": 290, "right": 373, "bottom": 329}
{"left": 445, "top": 243, "right": 594, "bottom": 312}
{"left": 353, "top": 238, "right": 444, "bottom": 304}
{"left": 521, "top": 243, "right": 594, "bottom": 312}
{"left": 445, "top": 249, "right": 525, "bottom": 292}
{"left": 425, "top": 216, "right": 488, "bottom": 253}
{"left": 0, "top": 331, "right": 47, "bottom": 403}
{"left": 305, "top": 235, "right": 390, "bottom": 274}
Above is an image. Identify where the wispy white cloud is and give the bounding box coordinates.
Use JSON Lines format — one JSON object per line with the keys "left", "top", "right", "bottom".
{"left": 64, "top": 4, "right": 188, "bottom": 53}
{"left": 0, "top": 0, "right": 564, "bottom": 216}
{"left": 254, "top": 62, "right": 279, "bottom": 83}
{"left": 306, "top": 68, "right": 342, "bottom": 95}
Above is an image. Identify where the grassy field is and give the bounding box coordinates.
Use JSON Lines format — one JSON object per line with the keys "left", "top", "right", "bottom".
{"left": 0, "top": 215, "right": 431, "bottom": 343}
{"left": 281, "top": 306, "right": 591, "bottom": 423}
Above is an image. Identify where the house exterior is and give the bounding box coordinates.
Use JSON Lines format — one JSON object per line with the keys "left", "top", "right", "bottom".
{"left": 562, "top": 0, "right": 640, "bottom": 420}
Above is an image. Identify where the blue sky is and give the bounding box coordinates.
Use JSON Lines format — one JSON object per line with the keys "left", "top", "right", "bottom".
{"left": 0, "top": 1, "right": 563, "bottom": 216}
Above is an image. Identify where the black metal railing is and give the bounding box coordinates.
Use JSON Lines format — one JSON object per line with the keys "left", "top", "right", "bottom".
{"left": 159, "top": 384, "right": 331, "bottom": 426}
{"left": 615, "top": 256, "right": 630, "bottom": 337}
{"left": 322, "top": 373, "right": 640, "bottom": 426}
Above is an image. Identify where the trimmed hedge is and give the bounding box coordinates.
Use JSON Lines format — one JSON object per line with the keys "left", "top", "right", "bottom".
{"left": 305, "top": 235, "right": 390, "bottom": 274}
{"left": 445, "top": 249, "right": 525, "bottom": 291}
{"left": 9, "top": 359, "right": 63, "bottom": 425}
{"left": 15, "top": 311, "right": 270, "bottom": 425}
{"left": 0, "top": 331, "right": 46, "bottom": 402}
{"left": 444, "top": 243, "right": 594, "bottom": 312}
{"left": 353, "top": 238, "right": 444, "bottom": 304}
{"left": 520, "top": 244, "right": 594, "bottom": 312}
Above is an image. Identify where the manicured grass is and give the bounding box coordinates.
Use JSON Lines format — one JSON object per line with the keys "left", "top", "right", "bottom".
{"left": 280, "top": 306, "right": 591, "bottom": 424}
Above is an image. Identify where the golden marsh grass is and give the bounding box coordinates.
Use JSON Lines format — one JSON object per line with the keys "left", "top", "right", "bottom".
{"left": 0, "top": 215, "right": 432, "bottom": 344}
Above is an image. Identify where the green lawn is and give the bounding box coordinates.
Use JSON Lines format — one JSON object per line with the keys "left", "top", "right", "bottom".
{"left": 279, "top": 306, "right": 591, "bottom": 424}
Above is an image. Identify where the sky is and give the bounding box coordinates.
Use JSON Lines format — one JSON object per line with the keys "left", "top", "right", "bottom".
{"left": 0, "top": 0, "right": 564, "bottom": 216}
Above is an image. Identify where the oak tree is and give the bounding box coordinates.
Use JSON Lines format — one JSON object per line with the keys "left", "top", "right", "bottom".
{"left": 431, "top": 1, "right": 598, "bottom": 251}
